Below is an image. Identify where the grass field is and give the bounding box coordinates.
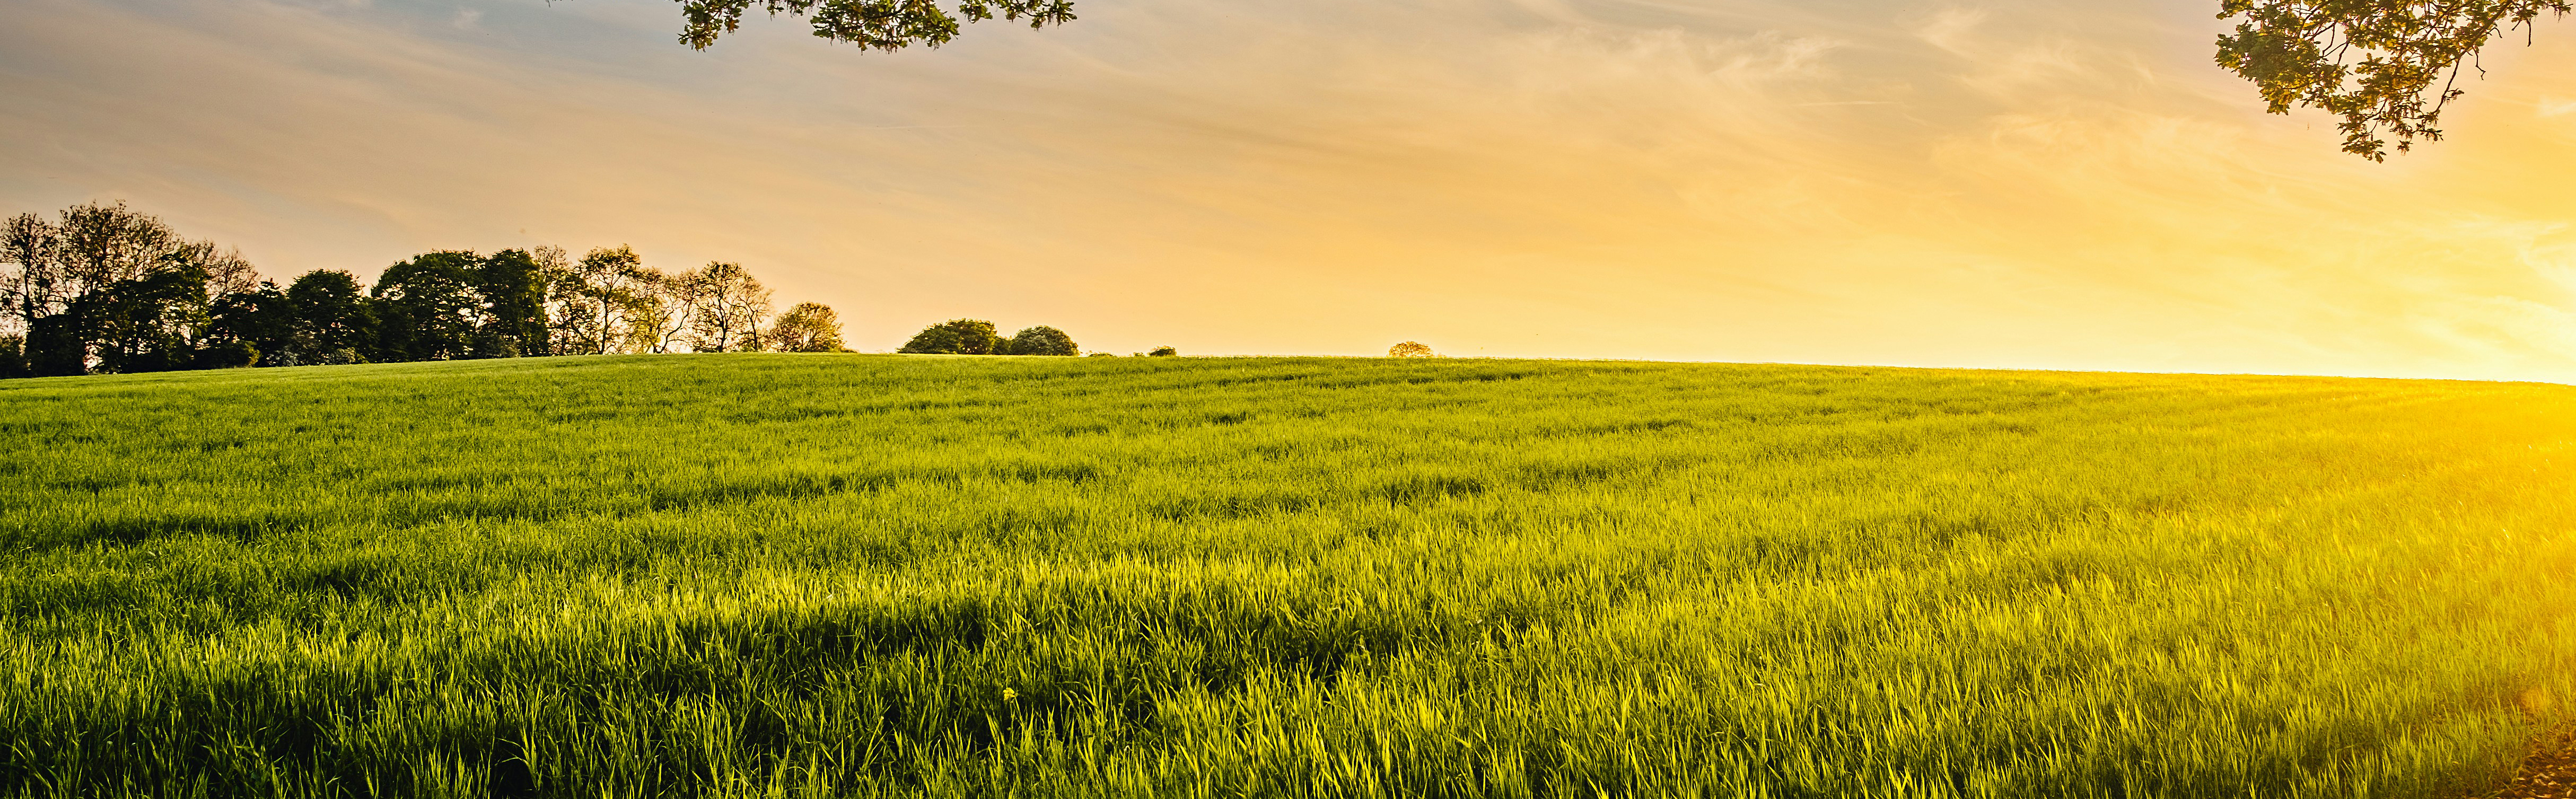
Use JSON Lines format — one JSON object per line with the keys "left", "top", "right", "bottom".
{"left": 6, "top": 354, "right": 2576, "bottom": 798}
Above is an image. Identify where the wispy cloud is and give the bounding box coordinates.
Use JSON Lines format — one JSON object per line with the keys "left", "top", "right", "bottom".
{"left": 3, "top": 0, "right": 2574, "bottom": 379}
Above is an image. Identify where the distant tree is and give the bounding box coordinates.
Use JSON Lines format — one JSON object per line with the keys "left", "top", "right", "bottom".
{"left": 629, "top": 267, "right": 705, "bottom": 354}
{"left": 2219, "top": 0, "right": 2572, "bottom": 160}
{"left": 286, "top": 270, "right": 375, "bottom": 360}
{"left": 0, "top": 335, "right": 24, "bottom": 379}
{"left": 372, "top": 251, "right": 484, "bottom": 362}
{"left": 1148, "top": 345, "right": 1177, "bottom": 357}
{"left": 1010, "top": 326, "right": 1079, "bottom": 356}
{"left": 546, "top": 245, "right": 650, "bottom": 355}
{"left": 899, "top": 325, "right": 966, "bottom": 354}
{"left": 3, "top": 201, "right": 258, "bottom": 373}
{"left": 173, "top": 240, "right": 260, "bottom": 298}
{"left": 196, "top": 339, "right": 258, "bottom": 369}
{"left": 1389, "top": 341, "right": 1434, "bottom": 358}
{"left": 1085, "top": 352, "right": 1116, "bottom": 358}
{"left": 768, "top": 302, "right": 845, "bottom": 352}
{"left": 900, "top": 319, "right": 998, "bottom": 354}
{"left": 477, "top": 249, "right": 551, "bottom": 358}
{"left": 206, "top": 281, "right": 299, "bottom": 365}
{"left": 1, "top": 213, "right": 62, "bottom": 337}
{"left": 684, "top": 261, "right": 770, "bottom": 353}
{"left": 26, "top": 315, "right": 82, "bottom": 376}
{"left": 674, "top": 0, "right": 1076, "bottom": 51}
{"left": 52, "top": 201, "right": 179, "bottom": 301}
{"left": 76, "top": 260, "right": 211, "bottom": 374}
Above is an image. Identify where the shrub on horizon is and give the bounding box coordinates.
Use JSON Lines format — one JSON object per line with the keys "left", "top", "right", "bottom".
{"left": 899, "top": 319, "right": 997, "bottom": 355}
{"left": 1389, "top": 341, "right": 1434, "bottom": 358}
{"left": 899, "top": 326, "right": 965, "bottom": 354}
{"left": 1010, "top": 326, "right": 1079, "bottom": 356}
{"left": 196, "top": 340, "right": 259, "bottom": 369}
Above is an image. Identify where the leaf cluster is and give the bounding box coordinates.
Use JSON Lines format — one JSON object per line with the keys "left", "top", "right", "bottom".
{"left": 2216, "top": 0, "right": 2569, "bottom": 160}
{"left": 677, "top": 0, "right": 1075, "bottom": 51}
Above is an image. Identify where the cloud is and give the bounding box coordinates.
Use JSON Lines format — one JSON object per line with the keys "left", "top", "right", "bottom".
{"left": 3, "top": 0, "right": 2573, "bottom": 378}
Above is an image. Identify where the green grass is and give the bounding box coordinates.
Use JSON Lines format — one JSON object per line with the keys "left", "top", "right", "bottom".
{"left": 5, "top": 354, "right": 2576, "bottom": 798}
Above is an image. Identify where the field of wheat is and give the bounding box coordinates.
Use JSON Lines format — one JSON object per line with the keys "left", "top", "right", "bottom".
{"left": 6, "top": 354, "right": 2576, "bottom": 797}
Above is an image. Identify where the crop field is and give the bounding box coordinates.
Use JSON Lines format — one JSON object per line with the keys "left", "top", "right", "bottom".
{"left": 5, "top": 355, "right": 2576, "bottom": 798}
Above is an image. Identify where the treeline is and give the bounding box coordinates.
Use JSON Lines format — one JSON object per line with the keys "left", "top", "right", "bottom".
{"left": 0, "top": 202, "right": 843, "bottom": 377}
{"left": 897, "top": 319, "right": 1085, "bottom": 356}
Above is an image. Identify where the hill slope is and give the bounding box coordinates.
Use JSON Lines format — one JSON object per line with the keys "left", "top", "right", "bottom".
{"left": 6, "top": 355, "right": 2576, "bottom": 797}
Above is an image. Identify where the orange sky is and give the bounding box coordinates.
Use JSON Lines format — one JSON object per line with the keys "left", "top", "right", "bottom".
{"left": 5, "top": 0, "right": 2575, "bottom": 380}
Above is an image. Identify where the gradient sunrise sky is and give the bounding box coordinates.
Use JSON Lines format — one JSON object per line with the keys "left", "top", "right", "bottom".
{"left": 5, "top": 0, "right": 2575, "bottom": 379}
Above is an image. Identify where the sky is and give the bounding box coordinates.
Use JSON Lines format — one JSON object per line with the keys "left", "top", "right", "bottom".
{"left": 5, "top": 0, "right": 2576, "bottom": 380}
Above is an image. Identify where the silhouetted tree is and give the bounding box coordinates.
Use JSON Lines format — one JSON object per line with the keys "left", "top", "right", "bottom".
{"left": 286, "top": 270, "right": 375, "bottom": 361}
{"left": 1389, "top": 341, "right": 1433, "bottom": 358}
{"left": 2, "top": 213, "right": 63, "bottom": 337}
{"left": 685, "top": 261, "right": 769, "bottom": 353}
{"left": 76, "top": 260, "right": 211, "bottom": 374}
{"left": 629, "top": 267, "right": 704, "bottom": 354}
{"left": 53, "top": 202, "right": 179, "bottom": 301}
{"left": 477, "top": 249, "right": 551, "bottom": 358}
{"left": 768, "top": 302, "right": 844, "bottom": 352}
{"left": 27, "top": 315, "right": 83, "bottom": 376}
{"left": 206, "top": 281, "right": 298, "bottom": 365}
{"left": 1009, "top": 326, "right": 1079, "bottom": 356}
{"left": 2, "top": 203, "right": 261, "bottom": 376}
{"left": 197, "top": 340, "right": 258, "bottom": 369}
{"left": 0, "top": 335, "right": 25, "bottom": 379}
{"left": 372, "top": 251, "right": 483, "bottom": 361}
{"left": 549, "top": 245, "right": 646, "bottom": 354}
{"left": 2219, "top": 0, "right": 2571, "bottom": 160}
{"left": 1148, "top": 345, "right": 1177, "bottom": 357}
{"left": 674, "top": 0, "right": 1075, "bottom": 51}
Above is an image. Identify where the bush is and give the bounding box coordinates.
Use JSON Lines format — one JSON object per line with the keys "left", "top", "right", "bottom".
{"left": 899, "top": 326, "right": 965, "bottom": 354}
{"left": 0, "top": 335, "right": 26, "bottom": 379}
{"left": 1389, "top": 341, "right": 1434, "bottom": 358}
{"left": 28, "top": 315, "right": 84, "bottom": 377}
{"left": 196, "top": 340, "right": 259, "bottom": 369}
{"left": 314, "top": 348, "right": 363, "bottom": 366}
{"left": 1148, "top": 346, "right": 1178, "bottom": 357}
{"left": 1087, "top": 352, "right": 1117, "bottom": 358}
{"left": 1010, "top": 326, "right": 1080, "bottom": 356}
{"left": 900, "top": 319, "right": 996, "bottom": 354}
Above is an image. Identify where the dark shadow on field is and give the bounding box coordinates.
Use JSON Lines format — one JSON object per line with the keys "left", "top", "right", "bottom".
{"left": 10, "top": 459, "right": 1108, "bottom": 555}
{"left": 19, "top": 512, "right": 303, "bottom": 550}
{"left": 1, "top": 580, "right": 1482, "bottom": 798}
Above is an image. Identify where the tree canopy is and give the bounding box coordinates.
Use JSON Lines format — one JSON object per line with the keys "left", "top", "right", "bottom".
{"left": 677, "top": 0, "right": 1076, "bottom": 51}
{"left": 2218, "top": 0, "right": 2570, "bottom": 160}
{"left": 2, "top": 201, "right": 846, "bottom": 377}
{"left": 1005, "top": 326, "right": 1079, "bottom": 356}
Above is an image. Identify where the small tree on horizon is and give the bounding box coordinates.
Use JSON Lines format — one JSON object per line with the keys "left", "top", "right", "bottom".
{"left": 1009, "top": 326, "right": 1079, "bottom": 356}
{"left": 899, "top": 326, "right": 964, "bottom": 354}
{"left": 899, "top": 319, "right": 997, "bottom": 355}
{"left": 1389, "top": 341, "right": 1434, "bottom": 358}
{"left": 684, "top": 261, "right": 770, "bottom": 353}
{"left": 768, "top": 302, "right": 844, "bottom": 352}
